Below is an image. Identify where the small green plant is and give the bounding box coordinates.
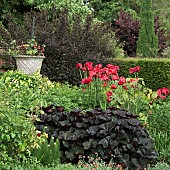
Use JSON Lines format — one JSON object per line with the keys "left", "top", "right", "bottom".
{"left": 31, "top": 132, "right": 60, "bottom": 166}
{"left": 147, "top": 162, "right": 170, "bottom": 170}
{"left": 11, "top": 157, "right": 75, "bottom": 170}
{"left": 8, "top": 38, "right": 45, "bottom": 56}
{"left": 76, "top": 153, "right": 126, "bottom": 170}
{"left": 149, "top": 130, "right": 170, "bottom": 164}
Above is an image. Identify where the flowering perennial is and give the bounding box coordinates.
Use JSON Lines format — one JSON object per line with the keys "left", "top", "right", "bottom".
{"left": 156, "top": 87, "right": 169, "bottom": 99}
{"left": 76, "top": 62, "right": 169, "bottom": 113}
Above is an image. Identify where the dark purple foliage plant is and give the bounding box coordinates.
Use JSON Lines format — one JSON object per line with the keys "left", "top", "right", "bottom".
{"left": 114, "top": 10, "right": 170, "bottom": 57}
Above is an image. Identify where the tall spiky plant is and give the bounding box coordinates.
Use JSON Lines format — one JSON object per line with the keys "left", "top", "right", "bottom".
{"left": 137, "top": 0, "right": 158, "bottom": 58}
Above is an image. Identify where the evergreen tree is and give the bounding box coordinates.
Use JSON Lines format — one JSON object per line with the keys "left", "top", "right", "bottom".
{"left": 137, "top": 0, "right": 158, "bottom": 57}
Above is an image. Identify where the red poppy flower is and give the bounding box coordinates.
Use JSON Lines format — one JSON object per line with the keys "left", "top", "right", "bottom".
{"left": 106, "top": 91, "right": 113, "bottom": 97}
{"left": 95, "top": 64, "right": 102, "bottom": 69}
{"left": 134, "top": 66, "right": 140, "bottom": 72}
{"left": 103, "top": 82, "right": 108, "bottom": 87}
{"left": 84, "top": 62, "right": 93, "bottom": 71}
{"left": 110, "top": 84, "right": 117, "bottom": 89}
{"left": 106, "top": 68, "right": 117, "bottom": 75}
{"left": 106, "top": 64, "right": 119, "bottom": 71}
{"left": 106, "top": 97, "right": 112, "bottom": 102}
{"left": 161, "top": 87, "right": 169, "bottom": 95}
{"left": 129, "top": 68, "right": 135, "bottom": 74}
{"left": 82, "top": 67, "right": 87, "bottom": 71}
{"left": 37, "top": 131, "right": 41, "bottom": 137}
{"left": 112, "top": 74, "right": 119, "bottom": 81}
{"left": 118, "top": 76, "right": 126, "bottom": 85}
{"left": 129, "top": 66, "right": 140, "bottom": 74}
{"left": 89, "top": 71, "right": 96, "bottom": 78}
{"left": 123, "top": 86, "right": 128, "bottom": 90}
{"left": 100, "top": 74, "right": 110, "bottom": 81}
{"left": 81, "top": 77, "right": 92, "bottom": 84}
{"left": 156, "top": 87, "right": 169, "bottom": 99}
{"left": 76, "top": 63, "right": 82, "bottom": 69}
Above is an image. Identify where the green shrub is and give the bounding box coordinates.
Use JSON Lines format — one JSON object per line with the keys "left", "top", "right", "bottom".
{"left": 146, "top": 97, "right": 170, "bottom": 164}
{"left": 33, "top": 105, "right": 158, "bottom": 170}
{"left": 106, "top": 58, "right": 170, "bottom": 90}
{"left": 0, "top": 70, "right": 83, "bottom": 112}
{"left": 148, "top": 101, "right": 170, "bottom": 134}
{"left": 0, "top": 95, "right": 36, "bottom": 169}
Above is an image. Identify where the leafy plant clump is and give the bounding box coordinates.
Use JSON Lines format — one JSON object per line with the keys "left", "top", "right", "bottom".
{"left": 31, "top": 133, "right": 60, "bottom": 166}
{"left": 33, "top": 105, "right": 158, "bottom": 170}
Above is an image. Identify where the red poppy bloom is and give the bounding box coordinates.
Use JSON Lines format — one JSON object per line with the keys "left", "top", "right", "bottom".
{"left": 118, "top": 76, "right": 126, "bottom": 85}
{"left": 106, "top": 91, "right": 113, "bottom": 97}
{"left": 103, "top": 82, "right": 108, "bottom": 87}
{"left": 110, "top": 84, "right": 117, "bottom": 89}
{"left": 95, "top": 64, "right": 102, "bottom": 69}
{"left": 89, "top": 71, "right": 96, "bottom": 78}
{"left": 123, "top": 86, "right": 128, "bottom": 90}
{"left": 129, "top": 68, "right": 135, "bottom": 74}
{"left": 156, "top": 87, "right": 169, "bottom": 99}
{"left": 106, "top": 68, "right": 117, "bottom": 75}
{"left": 134, "top": 66, "right": 140, "bottom": 72}
{"left": 37, "top": 131, "right": 41, "bottom": 137}
{"left": 106, "top": 64, "right": 119, "bottom": 71}
{"left": 84, "top": 62, "right": 93, "bottom": 71}
{"left": 100, "top": 74, "right": 110, "bottom": 81}
{"left": 112, "top": 74, "right": 119, "bottom": 81}
{"left": 161, "top": 87, "right": 169, "bottom": 95}
{"left": 129, "top": 66, "right": 140, "bottom": 74}
{"left": 76, "top": 63, "right": 82, "bottom": 69}
{"left": 106, "top": 97, "right": 112, "bottom": 102}
{"left": 82, "top": 67, "right": 87, "bottom": 72}
{"left": 81, "top": 77, "right": 92, "bottom": 84}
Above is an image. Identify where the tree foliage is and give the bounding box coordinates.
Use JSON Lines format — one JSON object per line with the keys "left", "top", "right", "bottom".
{"left": 136, "top": 0, "right": 158, "bottom": 57}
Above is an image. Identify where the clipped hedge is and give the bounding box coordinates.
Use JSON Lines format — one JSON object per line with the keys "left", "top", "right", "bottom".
{"left": 105, "top": 58, "right": 170, "bottom": 91}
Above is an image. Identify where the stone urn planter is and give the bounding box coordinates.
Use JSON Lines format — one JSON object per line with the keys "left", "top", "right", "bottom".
{"left": 15, "top": 55, "right": 45, "bottom": 75}
{"left": 0, "top": 47, "right": 6, "bottom": 55}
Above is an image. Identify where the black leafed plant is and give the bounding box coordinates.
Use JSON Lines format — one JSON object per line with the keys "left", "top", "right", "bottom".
{"left": 32, "top": 105, "right": 158, "bottom": 170}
